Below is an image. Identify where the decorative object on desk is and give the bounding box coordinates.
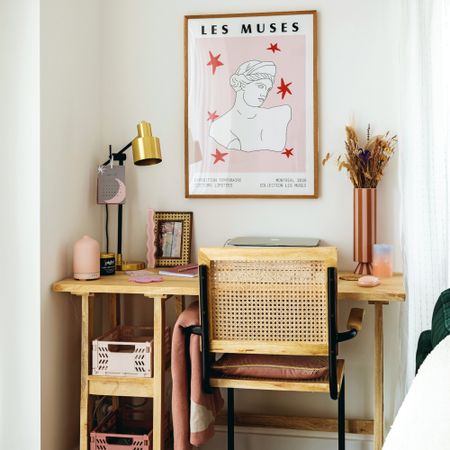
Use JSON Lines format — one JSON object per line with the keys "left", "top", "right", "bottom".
{"left": 372, "top": 244, "right": 393, "bottom": 277}
{"left": 73, "top": 235, "right": 100, "bottom": 280}
{"left": 126, "top": 269, "right": 163, "bottom": 283}
{"left": 125, "top": 269, "right": 153, "bottom": 276}
{"left": 354, "top": 187, "right": 376, "bottom": 274}
{"left": 184, "top": 11, "right": 318, "bottom": 199}
{"left": 154, "top": 211, "right": 193, "bottom": 267}
{"left": 159, "top": 264, "right": 198, "bottom": 278}
{"left": 98, "top": 121, "right": 162, "bottom": 271}
{"left": 100, "top": 252, "right": 116, "bottom": 276}
{"left": 97, "top": 165, "right": 126, "bottom": 204}
{"left": 323, "top": 124, "right": 397, "bottom": 274}
{"left": 357, "top": 275, "right": 381, "bottom": 288}
{"left": 128, "top": 275, "right": 163, "bottom": 283}
{"left": 146, "top": 208, "right": 156, "bottom": 268}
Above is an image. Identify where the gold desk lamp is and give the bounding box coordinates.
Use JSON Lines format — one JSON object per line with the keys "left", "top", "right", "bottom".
{"left": 102, "top": 121, "right": 162, "bottom": 271}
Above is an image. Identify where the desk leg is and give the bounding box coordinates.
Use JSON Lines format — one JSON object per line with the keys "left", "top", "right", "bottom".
{"left": 153, "top": 296, "right": 166, "bottom": 450}
{"left": 374, "top": 302, "right": 385, "bottom": 450}
{"left": 80, "top": 293, "right": 93, "bottom": 450}
{"left": 108, "top": 293, "right": 120, "bottom": 411}
{"left": 175, "top": 295, "right": 186, "bottom": 316}
{"left": 109, "top": 293, "right": 119, "bottom": 328}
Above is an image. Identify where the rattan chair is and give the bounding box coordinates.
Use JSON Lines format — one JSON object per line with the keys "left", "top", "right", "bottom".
{"left": 186, "top": 247, "right": 364, "bottom": 450}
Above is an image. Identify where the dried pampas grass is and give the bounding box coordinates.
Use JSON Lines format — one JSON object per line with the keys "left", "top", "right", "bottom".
{"left": 322, "top": 124, "right": 397, "bottom": 188}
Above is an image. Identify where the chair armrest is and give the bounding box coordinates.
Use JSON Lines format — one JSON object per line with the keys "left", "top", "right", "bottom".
{"left": 337, "top": 308, "right": 365, "bottom": 343}
{"left": 347, "top": 308, "right": 365, "bottom": 332}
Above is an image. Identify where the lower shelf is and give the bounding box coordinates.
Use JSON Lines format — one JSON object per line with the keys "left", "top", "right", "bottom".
{"left": 88, "top": 375, "right": 154, "bottom": 398}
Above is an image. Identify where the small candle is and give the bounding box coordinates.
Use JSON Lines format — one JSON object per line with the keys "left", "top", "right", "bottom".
{"left": 372, "top": 244, "right": 393, "bottom": 277}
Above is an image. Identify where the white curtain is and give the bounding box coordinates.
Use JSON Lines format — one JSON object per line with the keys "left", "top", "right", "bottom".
{"left": 400, "top": 0, "right": 450, "bottom": 384}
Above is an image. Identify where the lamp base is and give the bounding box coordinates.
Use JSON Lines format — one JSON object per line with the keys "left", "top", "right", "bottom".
{"left": 117, "top": 261, "right": 146, "bottom": 271}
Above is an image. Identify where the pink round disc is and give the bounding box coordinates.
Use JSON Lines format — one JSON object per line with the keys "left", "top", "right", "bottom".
{"left": 357, "top": 275, "right": 380, "bottom": 287}
{"left": 128, "top": 276, "right": 163, "bottom": 283}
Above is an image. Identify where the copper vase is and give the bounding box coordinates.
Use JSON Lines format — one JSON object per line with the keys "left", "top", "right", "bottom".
{"left": 353, "top": 188, "right": 376, "bottom": 274}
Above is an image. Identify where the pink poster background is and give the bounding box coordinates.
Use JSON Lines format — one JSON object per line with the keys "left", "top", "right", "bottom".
{"left": 189, "top": 34, "right": 306, "bottom": 174}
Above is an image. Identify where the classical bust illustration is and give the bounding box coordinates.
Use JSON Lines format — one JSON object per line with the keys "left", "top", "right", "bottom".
{"left": 209, "top": 60, "right": 292, "bottom": 152}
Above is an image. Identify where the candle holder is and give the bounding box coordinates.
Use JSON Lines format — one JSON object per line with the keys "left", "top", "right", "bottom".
{"left": 372, "top": 244, "right": 393, "bottom": 277}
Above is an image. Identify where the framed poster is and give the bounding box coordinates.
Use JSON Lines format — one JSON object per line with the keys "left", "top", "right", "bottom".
{"left": 184, "top": 11, "right": 318, "bottom": 198}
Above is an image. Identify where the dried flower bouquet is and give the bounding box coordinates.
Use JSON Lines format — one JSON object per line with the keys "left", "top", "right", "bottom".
{"left": 323, "top": 125, "right": 397, "bottom": 188}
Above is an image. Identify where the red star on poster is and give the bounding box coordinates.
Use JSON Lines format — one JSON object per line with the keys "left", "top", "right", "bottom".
{"left": 277, "top": 78, "right": 293, "bottom": 99}
{"left": 282, "top": 148, "right": 294, "bottom": 158}
{"left": 211, "top": 149, "right": 228, "bottom": 164}
{"left": 207, "top": 111, "right": 219, "bottom": 122}
{"left": 267, "top": 43, "right": 281, "bottom": 53}
{"left": 207, "top": 51, "right": 224, "bottom": 75}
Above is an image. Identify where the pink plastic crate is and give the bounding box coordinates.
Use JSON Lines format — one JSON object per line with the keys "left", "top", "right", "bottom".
{"left": 90, "top": 409, "right": 152, "bottom": 450}
{"left": 92, "top": 326, "right": 171, "bottom": 378}
{"left": 90, "top": 408, "right": 172, "bottom": 450}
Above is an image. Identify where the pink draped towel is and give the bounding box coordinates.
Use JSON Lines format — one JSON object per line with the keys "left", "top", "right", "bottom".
{"left": 171, "top": 301, "right": 224, "bottom": 450}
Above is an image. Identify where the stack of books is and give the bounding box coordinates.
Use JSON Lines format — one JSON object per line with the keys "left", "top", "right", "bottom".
{"left": 158, "top": 264, "right": 198, "bottom": 278}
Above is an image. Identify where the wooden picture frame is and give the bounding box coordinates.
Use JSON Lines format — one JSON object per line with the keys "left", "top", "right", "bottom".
{"left": 184, "top": 11, "right": 318, "bottom": 198}
{"left": 154, "top": 212, "right": 193, "bottom": 267}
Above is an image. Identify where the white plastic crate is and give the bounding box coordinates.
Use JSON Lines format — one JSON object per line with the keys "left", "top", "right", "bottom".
{"left": 92, "top": 325, "right": 170, "bottom": 378}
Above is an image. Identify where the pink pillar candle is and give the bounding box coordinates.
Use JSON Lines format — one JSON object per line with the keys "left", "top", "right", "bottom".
{"left": 372, "top": 244, "right": 393, "bottom": 278}
{"left": 73, "top": 235, "right": 100, "bottom": 280}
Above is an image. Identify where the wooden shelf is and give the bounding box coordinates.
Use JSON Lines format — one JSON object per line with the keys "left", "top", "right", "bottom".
{"left": 215, "top": 412, "right": 374, "bottom": 435}
{"left": 88, "top": 375, "right": 154, "bottom": 398}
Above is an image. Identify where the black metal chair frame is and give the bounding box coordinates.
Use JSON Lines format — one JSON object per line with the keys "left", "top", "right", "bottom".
{"left": 184, "top": 265, "right": 360, "bottom": 450}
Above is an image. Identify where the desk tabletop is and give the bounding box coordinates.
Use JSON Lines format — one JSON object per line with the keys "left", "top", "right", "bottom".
{"left": 53, "top": 272, "right": 200, "bottom": 297}
{"left": 53, "top": 271, "right": 405, "bottom": 303}
{"left": 337, "top": 272, "right": 405, "bottom": 302}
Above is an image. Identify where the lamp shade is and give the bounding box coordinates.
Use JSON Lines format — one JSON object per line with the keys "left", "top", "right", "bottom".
{"left": 131, "top": 121, "right": 162, "bottom": 166}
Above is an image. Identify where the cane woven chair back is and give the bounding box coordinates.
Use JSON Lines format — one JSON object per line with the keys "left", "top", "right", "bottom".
{"left": 198, "top": 247, "right": 337, "bottom": 357}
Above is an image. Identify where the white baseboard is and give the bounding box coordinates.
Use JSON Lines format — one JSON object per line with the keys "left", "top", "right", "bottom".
{"left": 201, "top": 425, "right": 373, "bottom": 450}
{"left": 75, "top": 427, "right": 374, "bottom": 450}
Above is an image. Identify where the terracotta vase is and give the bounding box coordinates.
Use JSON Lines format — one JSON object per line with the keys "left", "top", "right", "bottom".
{"left": 353, "top": 188, "right": 377, "bottom": 274}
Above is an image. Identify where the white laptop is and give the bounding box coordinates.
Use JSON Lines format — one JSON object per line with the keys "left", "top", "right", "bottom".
{"left": 226, "top": 236, "right": 320, "bottom": 247}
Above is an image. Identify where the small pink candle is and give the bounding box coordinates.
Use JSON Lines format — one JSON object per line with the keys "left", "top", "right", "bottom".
{"left": 372, "top": 244, "right": 393, "bottom": 278}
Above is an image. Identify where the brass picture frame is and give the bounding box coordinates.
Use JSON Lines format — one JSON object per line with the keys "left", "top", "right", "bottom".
{"left": 154, "top": 211, "right": 193, "bottom": 267}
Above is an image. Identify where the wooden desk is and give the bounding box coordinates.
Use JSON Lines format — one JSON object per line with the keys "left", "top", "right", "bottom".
{"left": 53, "top": 274, "right": 196, "bottom": 450}
{"left": 53, "top": 272, "right": 405, "bottom": 450}
{"left": 338, "top": 273, "right": 405, "bottom": 450}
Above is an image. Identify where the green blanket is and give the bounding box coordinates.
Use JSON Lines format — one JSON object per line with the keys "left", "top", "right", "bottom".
{"left": 416, "top": 288, "right": 450, "bottom": 372}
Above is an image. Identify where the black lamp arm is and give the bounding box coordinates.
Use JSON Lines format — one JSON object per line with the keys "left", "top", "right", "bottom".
{"left": 101, "top": 141, "right": 132, "bottom": 166}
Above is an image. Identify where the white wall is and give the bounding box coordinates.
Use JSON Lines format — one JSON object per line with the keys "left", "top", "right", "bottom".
{"left": 100, "top": 0, "right": 402, "bottom": 437}
{"left": 100, "top": 0, "right": 401, "bottom": 271}
{"left": 40, "top": 0, "right": 103, "bottom": 449}
{"left": 1, "top": 1, "right": 403, "bottom": 449}
{"left": 0, "top": 1, "right": 40, "bottom": 449}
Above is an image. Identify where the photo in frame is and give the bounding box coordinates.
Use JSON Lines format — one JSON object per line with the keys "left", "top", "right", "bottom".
{"left": 154, "top": 212, "right": 193, "bottom": 267}
{"left": 185, "top": 11, "right": 318, "bottom": 198}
